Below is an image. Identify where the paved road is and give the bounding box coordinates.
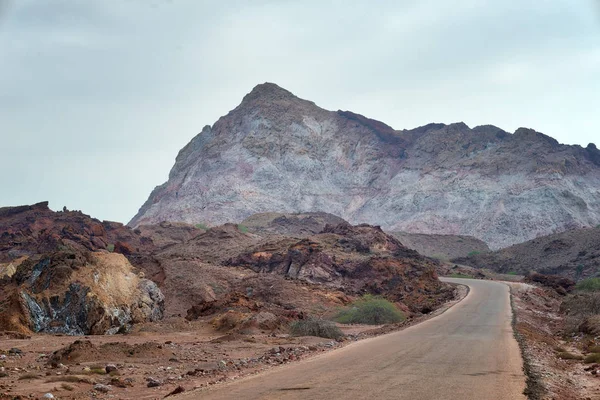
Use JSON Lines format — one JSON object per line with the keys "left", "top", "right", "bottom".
{"left": 178, "top": 278, "right": 526, "bottom": 400}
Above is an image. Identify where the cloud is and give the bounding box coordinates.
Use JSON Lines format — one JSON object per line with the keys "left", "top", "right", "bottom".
{"left": 0, "top": 0, "right": 598, "bottom": 222}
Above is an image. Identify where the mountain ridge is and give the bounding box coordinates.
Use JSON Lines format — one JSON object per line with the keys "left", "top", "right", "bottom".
{"left": 130, "top": 83, "right": 600, "bottom": 249}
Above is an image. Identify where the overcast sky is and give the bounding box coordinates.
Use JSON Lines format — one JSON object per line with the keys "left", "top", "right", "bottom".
{"left": 1, "top": 0, "right": 599, "bottom": 223}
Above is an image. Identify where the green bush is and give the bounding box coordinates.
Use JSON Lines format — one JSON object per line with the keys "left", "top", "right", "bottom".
{"left": 335, "top": 295, "right": 405, "bottom": 325}
{"left": 106, "top": 244, "right": 115, "bottom": 252}
{"left": 576, "top": 278, "right": 600, "bottom": 292}
{"left": 237, "top": 224, "right": 249, "bottom": 233}
{"left": 467, "top": 251, "right": 480, "bottom": 257}
{"left": 195, "top": 223, "right": 209, "bottom": 230}
{"left": 448, "top": 273, "right": 472, "bottom": 279}
{"left": 289, "top": 319, "right": 343, "bottom": 340}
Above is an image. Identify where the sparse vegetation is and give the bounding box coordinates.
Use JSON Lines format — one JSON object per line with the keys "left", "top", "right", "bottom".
{"left": 506, "top": 271, "right": 518, "bottom": 276}
{"left": 237, "top": 224, "right": 249, "bottom": 233}
{"left": 46, "top": 375, "right": 93, "bottom": 384}
{"left": 290, "top": 318, "right": 343, "bottom": 340}
{"left": 448, "top": 273, "right": 473, "bottom": 279}
{"left": 18, "top": 373, "right": 40, "bottom": 380}
{"left": 335, "top": 295, "right": 405, "bottom": 325}
{"left": 586, "top": 345, "right": 600, "bottom": 353}
{"left": 195, "top": 223, "right": 209, "bottom": 230}
{"left": 106, "top": 243, "right": 115, "bottom": 252}
{"left": 61, "top": 383, "right": 75, "bottom": 391}
{"left": 561, "top": 292, "right": 600, "bottom": 334}
{"left": 584, "top": 353, "right": 600, "bottom": 363}
{"left": 83, "top": 367, "right": 106, "bottom": 375}
{"left": 556, "top": 351, "right": 583, "bottom": 360}
{"left": 576, "top": 264, "right": 584, "bottom": 278}
{"left": 467, "top": 251, "right": 481, "bottom": 257}
{"left": 575, "top": 278, "right": 600, "bottom": 292}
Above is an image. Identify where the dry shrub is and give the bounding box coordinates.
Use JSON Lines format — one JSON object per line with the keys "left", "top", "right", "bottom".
{"left": 211, "top": 311, "right": 248, "bottom": 331}
{"left": 61, "top": 383, "right": 75, "bottom": 391}
{"left": 290, "top": 319, "right": 343, "bottom": 340}
{"left": 586, "top": 345, "right": 600, "bottom": 353}
{"left": 18, "top": 373, "right": 40, "bottom": 380}
{"left": 557, "top": 352, "right": 583, "bottom": 360}
{"left": 46, "top": 375, "right": 93, "bottom": 384}
{"left": 584, "top": 353, "right": 600, "bottom": 363}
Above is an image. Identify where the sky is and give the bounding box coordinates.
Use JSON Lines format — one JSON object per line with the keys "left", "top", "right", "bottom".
{"left": 1, "top": 0, "right": 599, "bottom": 223}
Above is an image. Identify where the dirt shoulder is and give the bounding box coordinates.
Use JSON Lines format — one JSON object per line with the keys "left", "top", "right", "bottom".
{"left": 507, "top": 282, "right": 600, "bottom": 400}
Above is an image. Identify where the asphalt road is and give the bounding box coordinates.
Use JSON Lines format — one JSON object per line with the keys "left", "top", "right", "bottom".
{"left": 178, "top": 278, "right": 526, "bottom": 400}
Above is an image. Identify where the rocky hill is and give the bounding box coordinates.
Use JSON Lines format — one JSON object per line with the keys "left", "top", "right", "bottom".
{"left": 240, "top": 212, "right": 348, "bottom": 237}
{"left": 389, "top": 231, "right": 490, "bottom": 260}
{"left": 130, "top": 83, "right": 600, "bottom": 249}
{"left": 141, "top": 221, "right": 453, "bottom": 319}
{"left": 454, "top": 226, "right": 600, "bottom": 280}
{"left": 0, "top": 203, "right": 165, "bottom": 335}
{"left": 0, "top": 203, "right": 455, "bottom": 334}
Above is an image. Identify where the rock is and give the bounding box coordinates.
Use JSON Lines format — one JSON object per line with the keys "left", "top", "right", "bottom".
{"left": 105, "top": 364, "right": 118, "bottom": 374}
{"left": 3, "top": 251, "right": 164, "bottom": 335}
{"left": 113, "top": 241, "right": 135, "bottom": 255}
{"left": 147, "top": 377, "right": 162, "bottom": 387}
{"left": 8, "top": 348, "right": 22, "bottom": 355}
{"left": 93, "top": 383, "right": 111, "bottom": 393}
{"left": 41, "top": 394, "right": 54, "bottom": 399}
{"left": 165, "top": 386, "right": 185, "bottom": 397}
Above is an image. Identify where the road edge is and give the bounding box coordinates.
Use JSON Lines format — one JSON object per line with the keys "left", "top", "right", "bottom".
{"left": 178, "top": 281, "right": 471, "bottom": 396}
{"left": 508, "top": 285, "right": 545, "bottom": 400}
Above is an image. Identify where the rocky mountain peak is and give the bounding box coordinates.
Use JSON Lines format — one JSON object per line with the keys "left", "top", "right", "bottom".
{"left": 513, "top": 127, "right": 559, "bottom": 146}
{"left": 244, "top": 82, "right": 294, "bottom": 99}
{"left": 236, "top": 82, "right": 313, "bottom": 111}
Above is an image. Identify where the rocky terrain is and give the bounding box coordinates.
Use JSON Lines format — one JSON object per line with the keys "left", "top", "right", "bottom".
{"left": 455, "top": 226, "right": 600, "bottom": 280}
{"left": 507, "top": 280, "right": 600, "bottom": 400}
{"left": 239, "top": 212, "right": 491, "bottom": 260}
{"left": 0, "top": 202, "right": 454, "bottom": 334}
{"left": 240, "top": 211, "right": 347, "bottom": 237}
{"left": 0, "top": 203, "right": 461, "bottom": 399}
{"left": 0, "top": 203, "right": 165, "bottom": 335}
{"left": 389, "top": 231, "right": 490, "bottom": 260}
{"left": 130, "top": 83, "right": 600, "bottom": 249}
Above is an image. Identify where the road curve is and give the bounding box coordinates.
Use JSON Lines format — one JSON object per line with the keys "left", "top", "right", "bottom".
{"left": 178, "top": 278, "right": 526, "bottom": 400}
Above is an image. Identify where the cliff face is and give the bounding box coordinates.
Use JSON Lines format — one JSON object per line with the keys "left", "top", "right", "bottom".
{"left": 130, "top": 83, "right": 600, "bottom": 249}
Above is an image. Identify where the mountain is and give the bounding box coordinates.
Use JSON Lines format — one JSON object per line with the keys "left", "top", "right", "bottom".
{"left": 130, "top": 83, "right": 600, "bottom": 249}
{"left": 454, "top": 226, "right": 600, "bottom": 280}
